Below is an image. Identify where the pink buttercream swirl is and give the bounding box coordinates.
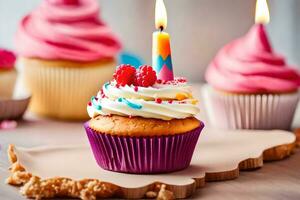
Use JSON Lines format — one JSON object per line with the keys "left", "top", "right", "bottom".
{"left": 0, "top": 49, "right": 16, "bottom": 69}
{"left": 206, "top": 24, "right": 300, "bottom": 93}
{"left": 15, "top": 0, "right": 122, "bottom": 62}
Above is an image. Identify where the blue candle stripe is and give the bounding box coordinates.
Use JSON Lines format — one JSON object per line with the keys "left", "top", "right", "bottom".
{"left": 153, "top": 55, "right": 173, "bottom": 72}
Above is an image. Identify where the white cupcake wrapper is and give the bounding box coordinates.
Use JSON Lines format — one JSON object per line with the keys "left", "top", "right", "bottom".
{"left": 202, "top": 85, "right": 300, "bottom": 130}
{"left": 18, "top": 59, "right": 116, "bottom": 120}
{"left": 0, "top": 70, "right": 17, "bottom": 98}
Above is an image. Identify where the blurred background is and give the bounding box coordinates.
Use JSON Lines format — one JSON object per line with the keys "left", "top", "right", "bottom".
{"left": 0, "top": 0, "right": 299, "bottom": 82}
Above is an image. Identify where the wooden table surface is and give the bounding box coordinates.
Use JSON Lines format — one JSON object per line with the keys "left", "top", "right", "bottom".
{"left": 0, "top": 84, "right": 299, "bottom": 200}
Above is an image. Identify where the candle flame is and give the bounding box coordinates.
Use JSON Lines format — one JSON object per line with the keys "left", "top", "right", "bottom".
{"left": 255, "top": 0, "right": 270, "bottom": 24}
{"left": 155, "top": 0, "right": 167, "bottom": 30}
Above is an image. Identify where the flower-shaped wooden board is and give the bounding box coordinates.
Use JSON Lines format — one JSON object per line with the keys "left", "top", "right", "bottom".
{"left": 6, "top": 128, "right": 295, "bottom": 199}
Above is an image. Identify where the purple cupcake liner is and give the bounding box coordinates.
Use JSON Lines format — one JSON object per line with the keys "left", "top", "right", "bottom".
{"left": 84, "top": 122, "right": 204, "bottom": 174}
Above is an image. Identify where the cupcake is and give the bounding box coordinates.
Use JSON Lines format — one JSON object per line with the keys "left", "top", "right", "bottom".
{"left": 203, "top": 24, "right": 300, "bottom": 130}
{"left": 0, "top": 49, "right": 17, "bottom": 99}
{"left": 15, "top": 0, "right": 121, "bottom": 120}
{"left": 0, "top": 49, "right": 30, "bottom": 120}
{"left": 84, "top": 65, "right": 204, "bottom": 174}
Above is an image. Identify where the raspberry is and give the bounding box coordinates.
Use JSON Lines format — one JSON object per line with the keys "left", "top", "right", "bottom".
{"left": 135, "top": 65, "right": 157, "bottom": 87}
{"left": 113, "top": 64, "right": 136, "bottom": 86}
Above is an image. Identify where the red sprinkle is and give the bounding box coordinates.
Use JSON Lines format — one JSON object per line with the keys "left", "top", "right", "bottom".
{"left": 157, "top": 79, "right": 162, "bottom": 84}
{"left": 95, "top": 97, "right": 98, "bottom": 101}
{"left": 134, "top": 86, "right": 138, "bottom": 92}
{"left": 168, "top": 100, "right": 173, "bottom": 104}
{"left": 88, "top": 102, "right": 92, "bottom": 106}
{"left": 156, "top": 98, "right": 162, "bottom": 104}
{"left": 176, "top": 77, "right": 187, "bottom": 83}
{"left": 116, "top": 84, "right": 120, "bottom": 88}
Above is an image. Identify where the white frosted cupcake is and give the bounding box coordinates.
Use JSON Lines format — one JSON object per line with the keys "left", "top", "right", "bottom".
{"left": 85, "top": 65, "right": 204, "bottom": 174}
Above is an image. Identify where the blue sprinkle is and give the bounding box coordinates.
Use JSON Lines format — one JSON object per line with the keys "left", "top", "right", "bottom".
{"left": 94, "top": 104, "right": 102, "bottom": 110}
{"left": 104, "top": 82, "right": 110, "bottom": 90}
{"left": 91, "top": 96, "right": 102, "bottom": 110}
{"left": 118, "top": 98, "right": 142, "bottom": 110}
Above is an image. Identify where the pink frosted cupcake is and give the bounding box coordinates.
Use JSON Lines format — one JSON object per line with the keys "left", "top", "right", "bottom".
{"left": 203, "top": 24, "right": 300, "bottom": 130}
{"left": 0, "top": 49, "right": 30, "bottom": 120}
{"left": 0, "top": 49, "right": 17, "bottom": 99}
{"left": 84, "top": 65, "right": 204, "bottom": 174}
{"left": 15, "top": 0, "right": 121, "bottom": 120}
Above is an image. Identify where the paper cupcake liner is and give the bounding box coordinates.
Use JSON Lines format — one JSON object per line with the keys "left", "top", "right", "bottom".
{"left": 84, "top": 122, "right": 204, "bottom": 174}
{"left": 202, "top": 85, "right": 300, "bottom": 130}
{"left": 0, "top": 69, "right": 17, "bottom": 98}
{"left": 0, "top": 97, "right": 30, "bottom": 120}
{"left": 19, "top": 58, "right": 116, "bottom": 121}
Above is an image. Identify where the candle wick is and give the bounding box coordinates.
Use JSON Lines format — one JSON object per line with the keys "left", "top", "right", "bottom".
{"left": 159, "top": 26, "right": 164, "bottom": 32}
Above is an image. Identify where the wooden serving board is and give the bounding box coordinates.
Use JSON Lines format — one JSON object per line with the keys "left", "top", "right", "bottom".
{"left": 295, "top": 128, "right": 300, "bottom": 147}
{"left": 6, "top": 128, "right": 296, "bottom": 200}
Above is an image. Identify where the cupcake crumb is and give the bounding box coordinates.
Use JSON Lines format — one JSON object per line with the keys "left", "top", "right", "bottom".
{"left": 6, "top": 145, "right": 119, "bottom": 200}
{"left": 145, "top": 191, "right": 157, "bottom": 198}
{"left": 157, "top": 184, "right": 175, "bottom": 200}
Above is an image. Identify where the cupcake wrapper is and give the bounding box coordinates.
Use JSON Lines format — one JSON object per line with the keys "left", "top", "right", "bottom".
{"left": 19, "top": 59, "right": 116, "bottom": 120}
{"left": 0, "top": 97, "right": 30, "bottom": 120}
{"left": 84, "top": 122, "right": 204, "bottom": 174}
{"left": 0, "top": 70, "right": 17, "bottom": 98}
{"left": 202, "top": 85, "right": 299, "bottom": 130}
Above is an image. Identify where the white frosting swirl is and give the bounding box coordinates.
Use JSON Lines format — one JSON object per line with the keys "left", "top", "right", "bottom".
{"left": 103, "top": 81, "right": 193, "bottom": 100}
{"left": 87, "top": 80, "right": 200, "bottom": 120}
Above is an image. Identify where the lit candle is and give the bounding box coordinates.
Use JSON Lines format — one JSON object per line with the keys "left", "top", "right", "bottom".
{"left": 152, "top": 0, "right": 174, "bottom": 81}
{"left": 248, "top": 0, "right": 272, "bottom": 52}
{"left": 255, "top": 0, "right": 270, "bottom": 25}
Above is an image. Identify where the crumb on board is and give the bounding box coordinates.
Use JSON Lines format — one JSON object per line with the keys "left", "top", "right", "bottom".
{"left": 6, "top": 145, "right": 176, "bottom": 200}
